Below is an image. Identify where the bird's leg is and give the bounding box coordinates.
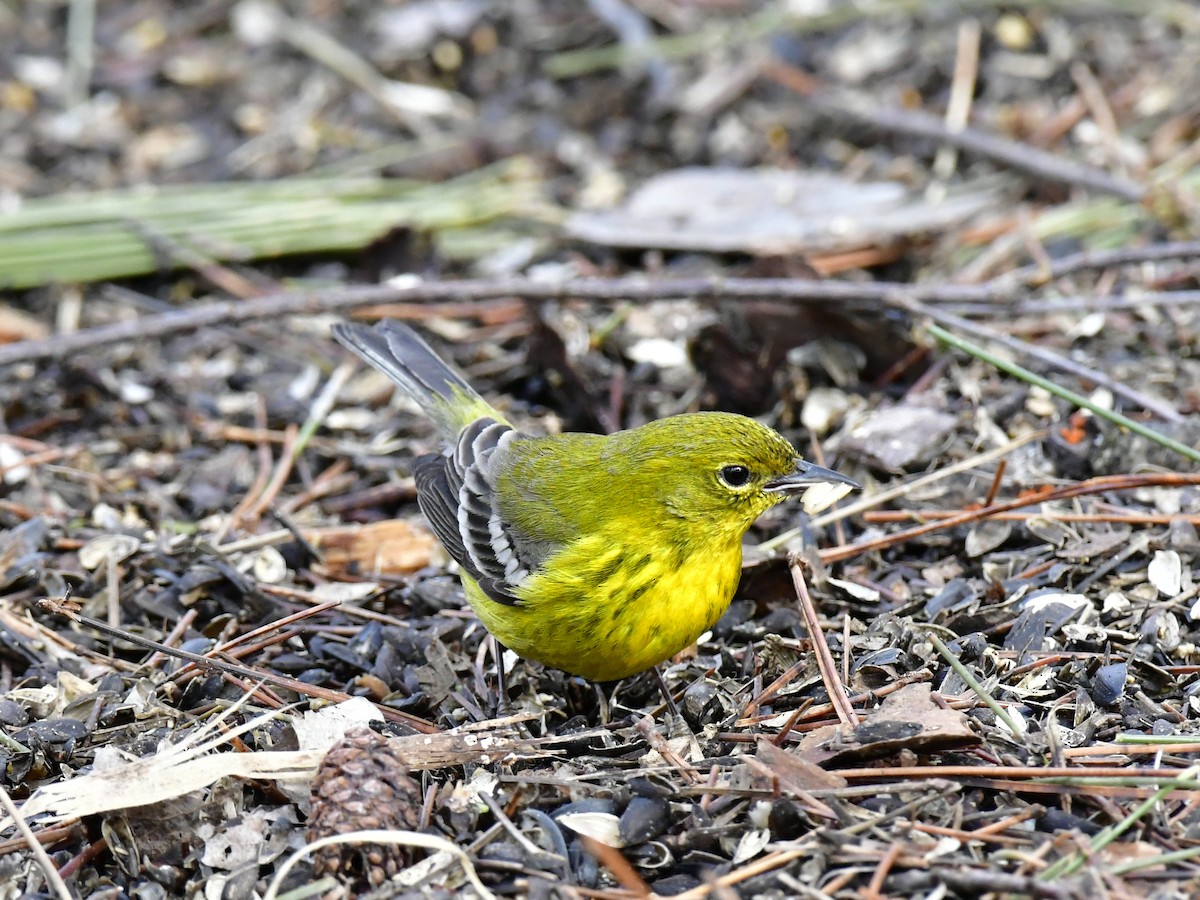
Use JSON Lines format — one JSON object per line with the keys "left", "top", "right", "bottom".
{"left": 653, "top": 665, "right": 683, "bottom": 720}
{"left": 490, "top": 634, "right": 510, "bottom": 715}
{"left": 592, "top": 679, "right": 610, "bottom": 725}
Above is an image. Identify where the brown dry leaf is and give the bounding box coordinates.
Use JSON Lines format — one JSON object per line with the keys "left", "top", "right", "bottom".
{"left": 0, "top": 304, "right": 49, "bottom": 342}
{"left": 752, "top": 737, "right": 849, "bottom": 792}
{"left": 796, "top": 683, "right": 979, "bottom": 765}
{"left": 1099, "top": 844, "right": 1171, "bottom": 868}
{"left": 1097, "top": 840, "right": 1167, "bottom": 871}
{"left": 306, "top": 518, "right": 438, "bottom": 574}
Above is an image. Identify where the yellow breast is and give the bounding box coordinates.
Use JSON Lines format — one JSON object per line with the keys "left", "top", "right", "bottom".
{"left": 461, "top": 533, "right": 744, "bottom": 681}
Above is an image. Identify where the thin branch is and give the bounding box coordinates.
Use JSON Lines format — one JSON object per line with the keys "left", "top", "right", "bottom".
{"left": 909, "top": 300, "right": 1183, "bottom": 421}
{"left": 760, "top": 430, "right": 1043, "bottom": 553}
{"left": 0, "top": 277, "right": 916, "bottom": 368}
{"left": 937, "top": 289, "right": 1200, "bottom": 316}
{"left": 820, "top": 472, "right": 1200, "bottom": 564}
{"left": 790, "top": 560, "right": 858, "bottom": 728}
{"left": 39, "top": 598, "right": 439, "bottom": 733}
{"left": 0, "top": 273, "right": 1184, "bottom": 368}
{"left": 928, "top": 322, "right": 1195, "bottom": 445}
{"left": 64, "top": 0, "right": 96, "bottom": 110}
{"left": 0, "top": 784, "right": 73, "bottom": 900}
{"left": 927, "top": 631, "right": 1025, "bottom": 740}
{"left": 998, "top": 240, "right": 1200, "bottom": 287}
{"left": 0, "top": 275, "right": 1193, "bottom": 428}
{"left": 763, "top": 61, "right": 1144, "bottom": 202}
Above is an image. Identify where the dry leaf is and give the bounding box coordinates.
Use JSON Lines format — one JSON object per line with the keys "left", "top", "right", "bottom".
{"left": 306, "top": 518, "right": 438, "bottom": 574}
{"left": 10, "top": 701, "right": 589, "bottom": 828}
{"left": 566, "top": 168, "right": 1002, "bottom": 255}
{"left": 0, "top": 304, "right": 50, "bottom": 343}
{"left": 753, "top": 737, "right": 848, "bottom": 792}
{"left": 797, "top": 683, "right": 979, "bottom": 765}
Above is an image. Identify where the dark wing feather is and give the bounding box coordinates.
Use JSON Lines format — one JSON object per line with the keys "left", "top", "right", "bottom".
{"left": 412, "top": 454, "right": 466, "bottom": 561}
{"left": 413, "top": 418, "right": 536, "bottom": 606}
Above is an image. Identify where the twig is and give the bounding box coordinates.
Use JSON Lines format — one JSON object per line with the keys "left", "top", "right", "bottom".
{"left": 926, "top": 631, "right": 1025, "bottom": 740}
{"left": 863, "top": 509, "right": 1200, "bottom": 526}
{"left": 789, "top": 560, "right": 858, "bottom": 727}
{"left": 2, "top": 274, "right": 1198, "bottom": 368}
{"left": 249, "top": 0, "right": 471, "bottom": 131}
{"left": 0, "top": 444, "right": 82, "bottom": 480}
{"left": 0, "top": 277, "right": 889, "bottom": 367}
{"left": 760, "top": 430, "right": 1042, "bottom": 552}
{"left": 0, "top": 784, "right": 73, "bottom": 900}
{"left": 894, "top": 868, "right": 1079, "bottom": 899}
{"left": 578, "top": 836, "right": 652, "bottom": 899}
{"left": 1070, "top": 62, "right": 1123, "bottom": 174}
{"left": 742, "top": 658, "right": 807, "bottom": 719}
{"left": 999, "top": 239, "right": 1200, "bottom": 285}
{"left": 39, "top": 598, "right": 438, "bottom": 733}
{"left": 665, "top": 846, "right": 816, "bottom": 900}
{"left": 543, "top": 4, "right": 788, "bottom": 77}
{"left": 263, "top": 829, "right": 496, "bottom": 900}
{"left": 219, "top": 397, "right": 273, "bottom": 540}
{"left": 910, "top": 301, "right": 1183, "bottom": 422}
{"left": 0, "top": 278, "right": 828, "bottom": 366}
{"left": 1109, "top": 843, "right": 1200, "bottom": 875}
{"left": 546, "top": 0, "right": 1199, "bottom": 81}
{"left": 820, "top": 472, "right": 1200, "bottom": 564}
{"left": 736, "top": 671, "right": 929, "bottom": 729}
{"left": 476, "top": 791, "right": 562, "bottom": 868}
{"left": 763, "top": 61, "right": 1144, "bottom": 202}
{"left": 928, "top": 323, "right": 1197, "bottom": 450}
{"left": 840, "top": 786, "right": 962, "bottom": 838}
{"left": 240, "top": 424, "right": 299, "bottom": 527}
{"left": 634, "top": 715, "right": 702, "bottom": 784}
{"left": 862, "top": 841, "right": 905, "bottom": 900}
{"left": 294, "top": 361, "right": 354, "bottom": 457}
{"left": 931, "top": 19, "right": 981, "bottom": 181}
{"left": 1039, "top": 764, "right": 1200, "bottom": 880}
{"left": 983, "top": 458, "right": 1007, "bottom": 507}
{"left": 975, "top": 289, "right": 1200, "bottom": 316}
{"left": 833, "top": 763, "right": 1200, "bottom": 790}
{"left": 0, "top": 823, "right": 81, "bottom": 859}
{"left": 119, "top": 219, "right": 267, "bottom": 298}
{"left": 971, "top": 805, "right": 1043, "bottom": 837}
{"left": 64, "top": 0, "right": 96, "bottom": 109}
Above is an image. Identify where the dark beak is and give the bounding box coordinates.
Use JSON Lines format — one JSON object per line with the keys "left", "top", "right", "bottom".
{"left": 764, "top": 459, "right": 860, "bottom": 494}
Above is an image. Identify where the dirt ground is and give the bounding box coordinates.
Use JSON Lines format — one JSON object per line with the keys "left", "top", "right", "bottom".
{"left": 3, "top": 2, "right": 1200, "bottom": 898}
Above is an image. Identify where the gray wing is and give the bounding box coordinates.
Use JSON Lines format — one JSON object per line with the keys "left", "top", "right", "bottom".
{"left": 413, "top": 418, "right": 535, "bottom": 606}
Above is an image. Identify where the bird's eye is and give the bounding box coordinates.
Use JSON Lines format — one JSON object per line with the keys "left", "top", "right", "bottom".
{"left": 719, "top": 465, "right": 752, "bottom": 487}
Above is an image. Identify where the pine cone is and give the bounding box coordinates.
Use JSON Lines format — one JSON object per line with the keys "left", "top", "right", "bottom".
{"left": 308, "top": 727, "right": 423, "bottom": 887}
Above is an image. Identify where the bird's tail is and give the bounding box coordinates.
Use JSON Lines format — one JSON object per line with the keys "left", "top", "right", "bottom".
{"left": 332, "top": 320, "right": 503, "bottom": 437}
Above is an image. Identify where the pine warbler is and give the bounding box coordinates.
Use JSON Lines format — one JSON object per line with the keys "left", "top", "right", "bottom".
{"left": 334, "top": 320, "right": 859, "bottom": 681}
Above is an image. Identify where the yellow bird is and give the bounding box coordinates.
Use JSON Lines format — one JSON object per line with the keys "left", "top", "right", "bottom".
{"left": 334, "top": 320, "right": 858, "bottom": 682}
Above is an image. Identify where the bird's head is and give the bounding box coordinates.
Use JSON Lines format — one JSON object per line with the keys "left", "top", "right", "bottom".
{"left": 604, "top": 412, "right": 859, "bottom": 539}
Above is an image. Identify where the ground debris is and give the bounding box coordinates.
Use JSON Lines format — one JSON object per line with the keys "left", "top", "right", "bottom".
{"left": 4, "top": 2, "right": 1200, "bottom": 898}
